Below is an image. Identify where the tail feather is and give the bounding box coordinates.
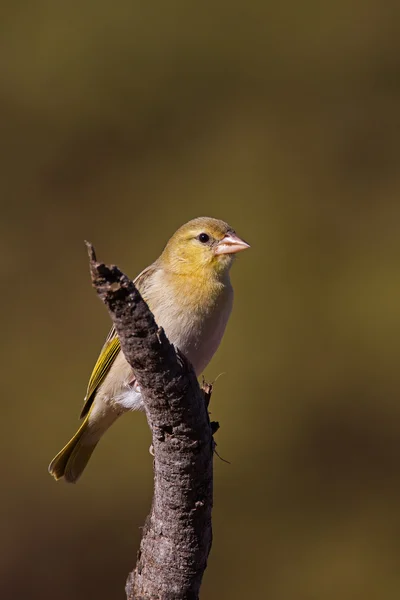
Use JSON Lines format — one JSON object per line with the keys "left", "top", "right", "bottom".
{"left": 48, "top": 416, "right": 98, "bottom": 483}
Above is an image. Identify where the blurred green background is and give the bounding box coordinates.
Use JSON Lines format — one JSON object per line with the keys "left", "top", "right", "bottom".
{"left": 2, "top": 1, "right": 400, "bottom": 598}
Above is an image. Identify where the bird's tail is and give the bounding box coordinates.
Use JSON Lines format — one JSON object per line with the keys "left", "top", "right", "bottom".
{"left": 48, "top": 415, "right": 99, "bottom": 483}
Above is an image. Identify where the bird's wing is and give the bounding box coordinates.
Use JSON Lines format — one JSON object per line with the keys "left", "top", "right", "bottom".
{"left": 79, "top": 263, "right": 156, "bottom": 418}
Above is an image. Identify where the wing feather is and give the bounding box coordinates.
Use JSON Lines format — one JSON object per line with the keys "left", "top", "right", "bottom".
{"left": 80, "top": 335, "right": 120, "bottom": 418}
{"left": 79, "top": 263, "right": 157, "bottom": 418}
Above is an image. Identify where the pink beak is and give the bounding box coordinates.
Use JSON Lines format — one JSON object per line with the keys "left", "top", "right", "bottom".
{"left": 214, "top": 233, "right": 250, "bottom": 255}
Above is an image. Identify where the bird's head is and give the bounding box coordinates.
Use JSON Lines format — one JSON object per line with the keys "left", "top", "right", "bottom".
{"left": 160, "top": 217, "right": 250, "bottom": 280}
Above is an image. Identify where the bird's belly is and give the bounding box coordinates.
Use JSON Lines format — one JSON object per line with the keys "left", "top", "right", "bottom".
{"left": 178, "top": 317, "right": 227, "bottom": 375}
{"left": 162, "top": 299, "right": 232, "bottom": 376}
{"left": 113, "top": 285, "right": 233, "bottom": 411}
{"left": 113, "top": 315, "right": 228, "bottom": 412}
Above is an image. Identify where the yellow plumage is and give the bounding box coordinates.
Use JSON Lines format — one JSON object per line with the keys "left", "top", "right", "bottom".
{"left": 48, "top": 416, "right": 94, "bottom": 482}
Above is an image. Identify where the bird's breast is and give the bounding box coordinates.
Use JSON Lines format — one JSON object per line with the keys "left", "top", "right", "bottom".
{"left": 147, "top": 273, "right": 233, "bottom": 375}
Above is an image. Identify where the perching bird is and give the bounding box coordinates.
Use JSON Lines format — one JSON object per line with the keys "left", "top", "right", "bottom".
{"left": 49, "top": 217, "right": 249, "bottom": 483}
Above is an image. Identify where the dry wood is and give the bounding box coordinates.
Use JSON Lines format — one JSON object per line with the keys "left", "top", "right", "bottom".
{"left": 86, "top": 242, "right": 215, "bottom": 600}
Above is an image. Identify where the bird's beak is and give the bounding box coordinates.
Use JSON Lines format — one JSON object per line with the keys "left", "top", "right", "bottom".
{"left": 214, "top": 233, "right": 250, "bottom": 255}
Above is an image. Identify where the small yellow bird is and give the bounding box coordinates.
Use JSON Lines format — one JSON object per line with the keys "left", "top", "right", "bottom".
{"left": 49, "top": 217, "right": 249, "bottom": 482}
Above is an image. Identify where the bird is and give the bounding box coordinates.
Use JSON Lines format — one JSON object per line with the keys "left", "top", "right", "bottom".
{"left": 48, "top": 216, "right": 249, "bottom": 483}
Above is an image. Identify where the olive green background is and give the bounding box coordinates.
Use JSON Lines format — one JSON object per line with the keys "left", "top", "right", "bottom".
{"left": 2, "top": 2, "right": 400, "bottom": 599}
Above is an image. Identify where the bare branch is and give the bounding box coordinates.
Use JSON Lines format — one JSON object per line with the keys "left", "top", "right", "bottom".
{"left": 86, "top": 242, "right": 214, "bottom": 600}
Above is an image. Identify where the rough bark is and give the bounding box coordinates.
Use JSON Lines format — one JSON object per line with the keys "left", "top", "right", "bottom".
{"left": 86, "top": 242, "right": 215, "bottom": 600}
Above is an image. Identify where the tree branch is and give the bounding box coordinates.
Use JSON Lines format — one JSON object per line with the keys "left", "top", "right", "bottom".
{"left": 86, "top": 242, "right": 215, "bottom": 600}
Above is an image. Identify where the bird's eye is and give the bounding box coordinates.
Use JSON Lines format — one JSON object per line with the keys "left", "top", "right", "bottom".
{"left": 198, "top": 233, "right": 210, "bottom": 243}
